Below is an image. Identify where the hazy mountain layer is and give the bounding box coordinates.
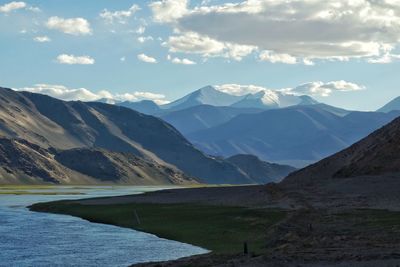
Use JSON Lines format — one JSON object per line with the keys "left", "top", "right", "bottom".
{"left": 160, "top": 105, "right": 264, "bottom": 134}
{"left": 188, "top": 105, "right": 400, "bottom": 167}
{"left": 282, "top": 116, "right": 400, "bottom": 185}
{"left": 377, "top": 96, "right": 400, "bottom": 113}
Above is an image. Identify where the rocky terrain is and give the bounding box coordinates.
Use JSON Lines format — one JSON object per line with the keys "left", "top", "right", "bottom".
{"left": 0, "top": 87, "right": 261, "bottom": 184}
{"left": 0, "top": 138, "right": 194, "bottom": 185}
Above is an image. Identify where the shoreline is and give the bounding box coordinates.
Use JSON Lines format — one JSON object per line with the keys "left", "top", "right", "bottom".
{"left": 29, "top": 186, "right": 400, "bottom": 267}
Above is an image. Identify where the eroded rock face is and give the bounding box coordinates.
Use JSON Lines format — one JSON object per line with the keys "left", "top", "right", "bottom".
{"left": 55, "top": 148, "right": 194, "bottom": 184}
{"left": 0, "top": 138, "right": 195, "bottom": 185}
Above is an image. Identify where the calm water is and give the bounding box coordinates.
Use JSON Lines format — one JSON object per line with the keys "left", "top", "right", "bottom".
{"left": 0, "top": 186, "right": 208, "bottom": 267}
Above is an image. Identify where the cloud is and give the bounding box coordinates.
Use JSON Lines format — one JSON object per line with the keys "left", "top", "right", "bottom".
{"left": 151, "top": 0, "right": 400, "bottom": 63}
{"left": 137, "top": 36, "right": 154, "bottom": 43}
{"left": 33, "top": 36, "right": 51, "bottom": 43}
{"left": 46, "top": 16, "right": 92, "bottom": 36}
{"left": 165, "top": 31, "right": 255, "bottom": 61}
{"left": 137, "top": 53, "right": 157, "bottom": 63}
{"left": 215, "top": 84, "right": 272, "bottom": 96}
{"left": 100, "top": 4, "right": 140, "bottom": 24}
{"left": 259, "top": 51, "right": 297, "bottom": 64}
{"left": 136, "top": 26, "right": 146, "bottom": 34}
{"left": 167, "top": 54, "right": 196, "bottom": 65}
{"left": 216, "top": 81, "right": 365, "bottom": 97}
{"left": 149, "top": 0, "right": 188, "bottom": 23}
{"left": 17, "top": 84, "right": 169, "bottom": 104}
{"left": 0, "top": 1, "right": 26, "bottom": 13}
{"left": 367, "top": 53, "right": 400, "bottom": 64}
{"left": 289, "top": 81, "right": 365, "bottom": 97}
{"left": 56, "top": 54, "right": 95, "bottom": 65}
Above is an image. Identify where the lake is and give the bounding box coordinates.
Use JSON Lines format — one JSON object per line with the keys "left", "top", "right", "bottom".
{"left": 0, "top": 186, "right": 208, "bottom": 267}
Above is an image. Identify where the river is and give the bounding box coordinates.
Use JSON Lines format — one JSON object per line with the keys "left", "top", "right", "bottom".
{"left": 0, "top": 186, "right": 208, "bottom": 267}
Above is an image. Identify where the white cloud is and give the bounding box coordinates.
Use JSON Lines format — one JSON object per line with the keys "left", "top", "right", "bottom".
{"left": 367, "top": 53, "right": 400, "bottom": 64}
{"left": 100, "top": 4, "right": 140, "bottom": 24}
{"left": 137, "top": 36, "right": 154, "bottom": 43}
{"left": 56, "top": 54, "right": 95, "bottom": 65}
{"left": 216, "top": 81, "right": 365, "bottom": 98}
{"left": 0, "top": 1, "right": 26, "bottom": 13}
{"left": 259, "top": 51, "right": 297, "bottom": 64}
{"left": 290, "top": 81, "right": 365, "bottom": 97}
{"left": 136, "top": 26, "right": 146, "bottom": 34}
{"left": 46, "top": 16, "right": 92, "bottom": 36}
{"left": 151, "top": 0, "right": 400, "bottom": 63}
{"left": 137, "top": 53, "right": 157, "bottom": 63}
{"left": 215, "top": 84, "right": 271, "bottom": 96}
{"left": 17, "top": 84, "right": 168, "bottom": 104}
{"left": 33, "top": 36, "right": 51, "bottom": 43}
{"left": 167, "top": 54, "right": 196, "bottom": 65}
{"left": 166, "top": 31, "right": 255, "bottom": 61}
{"left": 149, "top": 0, "right": 188, "bottom": 23}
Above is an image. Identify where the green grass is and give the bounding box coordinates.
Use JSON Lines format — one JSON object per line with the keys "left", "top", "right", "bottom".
{"left": 31, "top": 201, "right": 286, "bottom": 254}
{"left": 337, "top": 209, "right": 400, "bottom": 229}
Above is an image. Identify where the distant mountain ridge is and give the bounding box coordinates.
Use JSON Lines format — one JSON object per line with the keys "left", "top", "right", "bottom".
{"left": 110, "top": 85, "right": 320, "bottom": 115}
{"left": 377, "top": 96, "right": 400, "bottom": 113}
{"left": 282, "top": 116, "right": 400, "bottom": 185}
{"left": 187, "top": 105, "right": 400, "bottom": 167}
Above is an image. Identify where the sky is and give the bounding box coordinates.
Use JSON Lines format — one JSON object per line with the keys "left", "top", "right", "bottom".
{"left": 1, "top": 0, "right": 400, "bottom": 110}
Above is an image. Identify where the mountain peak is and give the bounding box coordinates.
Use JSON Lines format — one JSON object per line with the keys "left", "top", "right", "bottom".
{"left": 377, "top": 96, "right": 400, "bottom": 113}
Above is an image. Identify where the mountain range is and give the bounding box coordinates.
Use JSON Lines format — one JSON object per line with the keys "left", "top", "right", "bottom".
{"left": 0, "top": 87, "right": 293, "bottom": 185}
{"left": 187, "top": 105, "right": 400, "bottom": 167}
{"left": 113, "top": 85, "right": 320, "bottom": 115}
{"left": 99, "top": 86, "right": 400, "bottom": 168}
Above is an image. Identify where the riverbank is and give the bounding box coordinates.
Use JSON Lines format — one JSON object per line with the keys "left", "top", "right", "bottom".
{"left": 29, "top": 186, "right": 400, "bottom": 266}
{"left": 30, "top": 200, "right": 286, "bottom": 254}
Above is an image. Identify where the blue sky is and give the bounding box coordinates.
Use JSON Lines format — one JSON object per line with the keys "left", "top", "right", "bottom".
{"left": 1, "top": 0, "right": 400, "bottom": 110}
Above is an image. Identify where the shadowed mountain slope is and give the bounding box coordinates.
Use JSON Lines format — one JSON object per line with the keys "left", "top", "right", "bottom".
{"left": 0, "top": 87, "right": 252, "bottom": 184}
{"left": 0, "top": 138, "right": 193, "bottom": 185}
{"left": 227, "top": 154, "right": 296, "bottom": 184}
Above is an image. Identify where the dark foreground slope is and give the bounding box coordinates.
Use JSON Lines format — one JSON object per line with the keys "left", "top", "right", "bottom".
{"left": 0, "top": 87, "right": 252, "bottom": 184}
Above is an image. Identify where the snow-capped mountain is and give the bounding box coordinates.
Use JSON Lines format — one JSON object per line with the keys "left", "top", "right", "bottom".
{"left": 231, "top": 90, "right": 318, "bottom": 109}
{"left": 160, "top": 85, "right": 319, "bottom": 111}
{"left": 160, "top": 86, "right": 246, "bottom": 111}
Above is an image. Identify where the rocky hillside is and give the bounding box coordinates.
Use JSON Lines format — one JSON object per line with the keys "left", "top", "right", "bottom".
{"left": 227, "top": 154, "right": 296, "bottom": 183}
{"left": 0, "top": 87, "right": 252, "bottom": 184}
{"left": 0, "top": 138, "right": 194, "bottom": 185}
